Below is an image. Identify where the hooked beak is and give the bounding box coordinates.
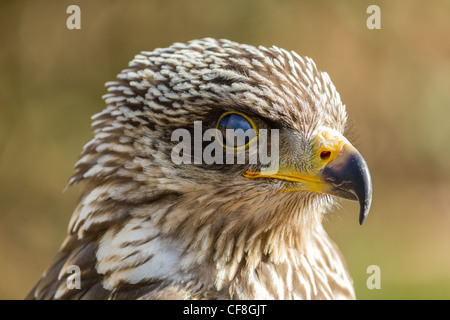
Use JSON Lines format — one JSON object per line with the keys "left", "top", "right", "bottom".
{"left": 319, "top": 143, "right": 372, "bottom": 225}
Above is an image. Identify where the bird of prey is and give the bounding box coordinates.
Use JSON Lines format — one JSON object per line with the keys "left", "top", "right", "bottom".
{"left": 26, "top": 38, "right": 372, "bottom": 300}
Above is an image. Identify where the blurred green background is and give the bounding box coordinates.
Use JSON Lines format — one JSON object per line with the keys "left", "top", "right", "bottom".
{"left": 1, "top": 0, "right": 449, "bottom": 299}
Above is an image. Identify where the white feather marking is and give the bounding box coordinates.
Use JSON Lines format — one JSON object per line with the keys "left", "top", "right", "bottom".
{"left": 97, "top": 218, "right": 187, "bottom": 290}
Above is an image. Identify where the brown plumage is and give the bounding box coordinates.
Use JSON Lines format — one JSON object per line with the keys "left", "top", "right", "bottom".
{"left": 26, "top": 38, "right": 372, "bottom": 300}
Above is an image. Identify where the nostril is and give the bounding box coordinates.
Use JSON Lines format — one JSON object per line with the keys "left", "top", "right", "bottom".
{"left": 320, "top": 150, "right": 331, "bottom": 161}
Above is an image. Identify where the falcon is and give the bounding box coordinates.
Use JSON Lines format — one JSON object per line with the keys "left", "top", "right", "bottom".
{"left": 26, "top": 38, "right": 372, "bottom": 300}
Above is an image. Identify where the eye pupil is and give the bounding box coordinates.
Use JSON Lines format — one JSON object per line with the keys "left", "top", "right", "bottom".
{"left": 320, "top": 151, "right": 331, "bottom": 160}
{"left": 217, "top": 113, "right": 257, "bottom": 148}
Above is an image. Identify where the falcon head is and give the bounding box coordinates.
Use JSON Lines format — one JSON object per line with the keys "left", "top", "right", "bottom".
{"left": 30, "top": 38, "right": 372, "bottom": 299}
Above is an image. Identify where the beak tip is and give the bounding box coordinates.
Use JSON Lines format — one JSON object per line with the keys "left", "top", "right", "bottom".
{"left": 359, "top": 212, "right": 367, "bottom": 225}
{"left": 321, "top": 143, "right": 373, "bottom": 226}
{"left": 358, "top": 196, "right": 372, "bottom": 225}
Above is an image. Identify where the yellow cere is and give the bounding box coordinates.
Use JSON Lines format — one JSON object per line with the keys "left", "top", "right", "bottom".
{"left": 313, "top": 127, "right": 349, "bottom": 167}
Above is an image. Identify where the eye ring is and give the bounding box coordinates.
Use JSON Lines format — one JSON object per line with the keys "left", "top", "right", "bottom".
{"left": 216, "top": 111, "right": 259, "bottom": 149}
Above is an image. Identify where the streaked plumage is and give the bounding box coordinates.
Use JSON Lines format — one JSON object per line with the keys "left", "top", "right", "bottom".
{"left": 26, "top": 38, "right": 371, "bottom": 300}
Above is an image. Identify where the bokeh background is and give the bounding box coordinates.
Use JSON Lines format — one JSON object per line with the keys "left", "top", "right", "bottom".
{"left": 1, "top": 0, "right": 449, "bottom": 299}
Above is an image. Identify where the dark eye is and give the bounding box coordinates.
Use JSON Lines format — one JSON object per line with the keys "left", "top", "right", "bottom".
{"left": 217, "top": 112, "right": 258, "bottom": 148}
